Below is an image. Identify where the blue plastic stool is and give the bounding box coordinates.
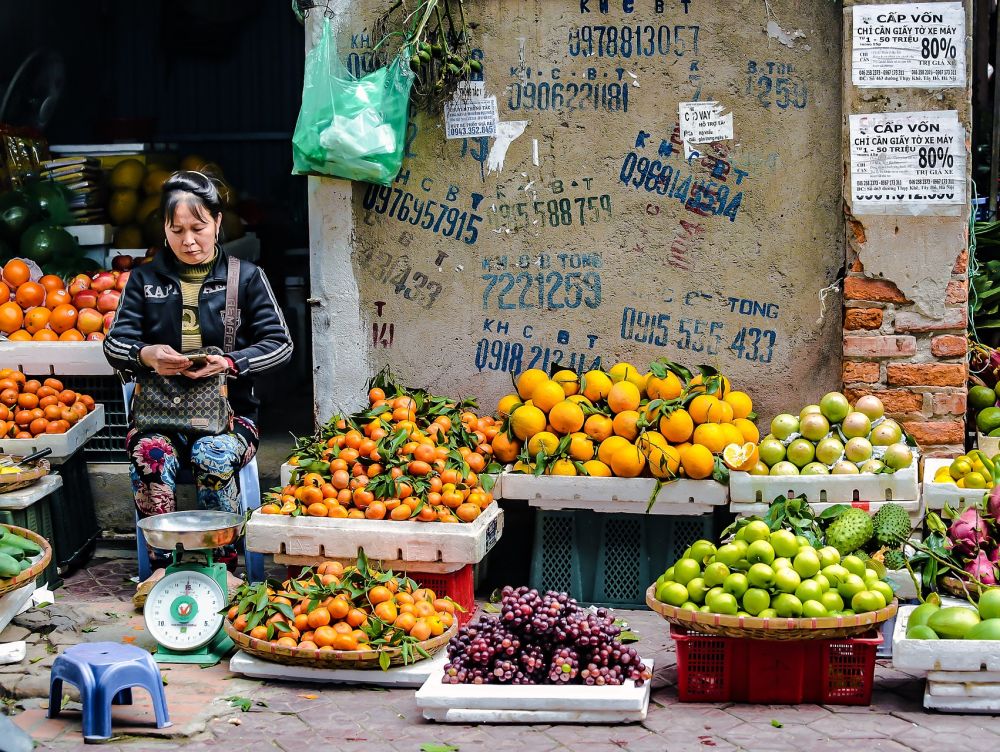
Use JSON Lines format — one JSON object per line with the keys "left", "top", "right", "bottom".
{"left": 48, "top": 642, "right": 170, "bottom": 742}
{"left": 123, "top": 382, "right": 265, "bottom": 583}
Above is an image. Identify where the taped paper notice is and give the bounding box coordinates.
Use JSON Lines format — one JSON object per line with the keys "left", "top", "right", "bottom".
{"left": 444, "top": 83, "right": 498, "bottom": 140}
{"left": 679, "top": 101, "right": 733, "bottom": 159}
{"left": 852, "top": 3, "right": 965, "bottom": 88}
{"left": 850, "top": 110, "right": 966, "bottom": 216}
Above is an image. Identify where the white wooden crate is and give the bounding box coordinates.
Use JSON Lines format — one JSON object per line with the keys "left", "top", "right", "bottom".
{"left": 892, "top": 604, "right": 1000, "bottom": 672}
{"left": 279, "top": 462, "right": 503, "bottom": 500}
{"left": 731, "top": 497, "right": 923, "bottom": 526}
{"left": 247, "top": 500, "right": 503, "bottom": 568}
{"left": 0, "top": 405, "right": 104, "bottom": 461}
{"left": 415, "top": 658, "right": 653, "bottom": 723}
{"left": 730, "top": 461, "right": 918, "bottom": 504}
{"left": 923, "top": 457, "right": 986, "bottom": 510}
{"left": 2, "top": 341, "right": 114, "bottom": 376}
{"left": 498, "top": 472, "right": 726, "bottom": 515}
{"left": 229, "top": 648, "right": 447, "bottom": 686}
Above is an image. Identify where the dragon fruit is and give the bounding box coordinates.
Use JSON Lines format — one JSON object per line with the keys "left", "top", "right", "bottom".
{"left": 965, "top": 550, "right": 999, "bottom": 586}
{"left": 989, "top": 486, "right": 1000, "bottom": 524}
{"left": 948, "top": 507, "right": 990, "bottom": 557}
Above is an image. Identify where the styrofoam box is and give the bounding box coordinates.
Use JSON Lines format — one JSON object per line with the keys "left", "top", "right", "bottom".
{"left": 0, "top": 474, "right": 63, "bottom": 511}
{"left": 415, "top": 658, "right": 653, "bottom": 723}
{"left": 729, "top": 460, "right": 918, "bottom": 504}
{"left": 731, "top": 498, "right": 923, "bottom": 525}
{"left": 885, "top": 568, "right": 920, "bottom": 601}
{"left": 0, "top": 579, "right": 35, "bottom": 634}
{"left": 978, "top": 433, "right": 1000, "bottom": 458}
{"left": 247, "top": 499, "right": 503, "bottom": 567}
{"left": 923, "top": 686, "right": 1000, "bottom": 713}
{"left": 892, "top": 604, "right": 1000, "bottom": 672}
{"left": 0, "top": 405, "right": 104, "bottom": 461}
{"left": 498, "top": 472, "right": 726, "bottom": 516}
{"left": 2, "top": 341, "right": 114, "bottom": 376}
{"left": 923, "top": 457, "right": 985, "bottom": 510}
{"left": 928, "top": 671, "right": 1000, "bottom": 697}
{"left": 229, "top": 648, "right": 447, "bottom": 687}
{"left": 66, "top": 224, "right": 113, "bottom": 246}
{"left": 280, "top": 461, "right": 503, "bottom": 501}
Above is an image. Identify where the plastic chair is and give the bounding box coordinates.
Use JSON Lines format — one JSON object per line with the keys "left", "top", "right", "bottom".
{"left": 48, "top": 642, "right": 170, "bottom": 742}
{"left": 122, "top": 382, "right": 265, "bottom": 582}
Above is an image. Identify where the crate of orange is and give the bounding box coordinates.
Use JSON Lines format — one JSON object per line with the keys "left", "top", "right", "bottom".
{"left": 223, "top": 550, "right": 458, "bottom": 669}
{"left": 246, "top": 373, "right": 504, "bottom": 571}
{"left": 0, "top": 369, "right": 104, "bottom": 460}
{"left": 491, "top": 361, "right": 739, "bottom": 515}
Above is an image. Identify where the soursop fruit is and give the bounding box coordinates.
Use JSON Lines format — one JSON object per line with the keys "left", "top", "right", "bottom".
{"left": 883, "top": 549, "right": 908, "bottom": 570}
{"left": 826, "top": 508, "right": 875, "bottom": 555}
{"left": 872, "top": 503, "right": 911, "bottom": 548}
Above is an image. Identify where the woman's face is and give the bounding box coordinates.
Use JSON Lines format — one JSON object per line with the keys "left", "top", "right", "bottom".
{"left": 165, "top": 200, "right": 220, "bottom": 265}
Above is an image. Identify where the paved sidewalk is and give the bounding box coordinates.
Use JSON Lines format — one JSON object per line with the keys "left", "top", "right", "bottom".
{"left": 5, "top": 557, "right": 1000, "bottom": 752}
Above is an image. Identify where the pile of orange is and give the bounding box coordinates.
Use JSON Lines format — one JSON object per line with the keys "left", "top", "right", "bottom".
{"left": 226, "top": 558, "right": 457, "bottom": 653}
{"left": 491, "top": 360, "right": 759, "bottom": 482}
{"left": 0, "top": 260, "right": 110, "bottom": 342}
{"left": 263, "top": 381, "right": 498, "bottom": 523}
{"left": 0, "top": 369, "right": 97, "bottom": 438}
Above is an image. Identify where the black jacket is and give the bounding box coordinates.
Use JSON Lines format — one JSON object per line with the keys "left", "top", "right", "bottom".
{"left": 104, "top": 249, "right": 293, "bottom": 421}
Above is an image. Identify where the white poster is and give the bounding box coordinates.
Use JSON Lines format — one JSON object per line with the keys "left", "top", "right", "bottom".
{"left": 443, "top": 83, "right": 498, "bottom": 140}
{"left": 852, "top": 3, "right": 965, "bottom": 88}
{"left": 678, "top": 101, "right": 733, "bottom": 159}
{"left": 850, "top": 110, "right": 966, "bottom": 216}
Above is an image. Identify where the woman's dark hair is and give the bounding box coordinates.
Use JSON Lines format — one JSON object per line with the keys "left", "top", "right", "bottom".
{"left": 161, "top": 171, "right": 224, "bottom": 225}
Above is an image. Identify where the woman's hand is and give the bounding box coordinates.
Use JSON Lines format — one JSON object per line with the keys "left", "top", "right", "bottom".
{"left": 182, "top": 354, "right": 230, "bottom": 379}
{"left": 140, "top": 345, "right": 193, "bottom": 376}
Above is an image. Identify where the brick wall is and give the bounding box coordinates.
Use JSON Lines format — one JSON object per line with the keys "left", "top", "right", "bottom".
{"left": 842, "top": 251, "right": 968, "bottom": 456}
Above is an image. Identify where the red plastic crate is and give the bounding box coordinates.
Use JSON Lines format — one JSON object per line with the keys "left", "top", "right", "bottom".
{"left": 671, "top": 626, "right": 882, "bottom": 705}
{"left": 407, "top": 564, "right": 477, "bottom": 625}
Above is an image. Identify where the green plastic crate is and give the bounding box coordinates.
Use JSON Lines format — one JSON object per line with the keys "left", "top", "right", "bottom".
{"left": 529, "top": 510, "right": 713, "bottom": 609}
{"left": 0, "top": 496, "right": 61, "bottom": 589}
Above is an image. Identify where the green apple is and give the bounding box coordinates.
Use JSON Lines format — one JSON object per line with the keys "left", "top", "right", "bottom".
{"left": 773, "top": 593, "right": 804, "bottom": 617}
{"left": 813, "top": 573, "right": 831, "bottom": 592}
{"left": 820, "top": 590, "right": 845, "bottom": 613}
{"left": 706, "top": 590, "right": 739, "bottom": 615}
{"left": 769, "top": 529, "right": 800, "bottom": 558}
{"left": 673, "top": 558, "right": 701, "bottom": 585}
{"left": 689, "top": 540, "right": 717, "bottom": 563}
{"left": 742, "top": 520, "right": 771, "bottom": 543}
{"left": 703, "top": 561, "right": 730, "bottom": 587}
{"left": 821, "top": 564, "right": 849, "bottom": 586}
{"left": 818, "top": 547, "right": 841, "bottom": 568}
{"left": 772, "top": 557, "right": 793, "bottom": 570}
{"left": 686, "top": 576, "right": 708, "bottom": 604}
{"left": 842, "top": 555, "right": 867, "bottom": 578}
{"left": 837, "top": 573, "right": 867, "bottom": 601}
{"left": 758, "top": 608, "right": 778, "bottom": 619}
{"left": 742, "top": 588, "right": 771, "bottom": 616}
{"left": 747, "top": 540, "right": 776, "bottom": 565}
{"left": 871, "top": 580, "right": 895, "bottom": 605}
{"left": 793, "top": 549, "right": 821, "bottom": 579}
{"left": 714, "top": 544, "right": 743, "bottom": 568}
{"left": 657, "top": 581, "right": 690, "bottom": 606}
{"left": 795, "top": 579, "right": 825, "bottom": 603}
{"left": 747, "top": 563, "right": 775, "bottom": 588}
{"left": 774, "top": 567, "right": 802, "bottom": 593}
{"left": 851, "top": 589, "right": 886, "bottom": 613}
{"left": 723, "top": 572, "right": 749, "bottom": 600}
{"left": 802, "top": 600, "right": 828, "bottom": 618}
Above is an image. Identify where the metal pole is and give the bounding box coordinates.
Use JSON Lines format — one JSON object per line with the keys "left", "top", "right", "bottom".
{"left": 990, "top": 0, "right": 1000, "bottom": 219}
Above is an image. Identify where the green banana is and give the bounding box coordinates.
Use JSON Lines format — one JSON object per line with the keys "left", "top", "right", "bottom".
{"left": 0, "top": 552, "right": 20, "bottom": 578}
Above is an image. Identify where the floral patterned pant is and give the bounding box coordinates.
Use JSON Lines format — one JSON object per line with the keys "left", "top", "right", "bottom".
{"left": 127, "top": 417, "right": 259, "bottom": 519}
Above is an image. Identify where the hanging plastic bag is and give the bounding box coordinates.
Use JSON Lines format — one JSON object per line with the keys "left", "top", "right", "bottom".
{"left": 292, "top": 18, "right": 414, "bottom": 186}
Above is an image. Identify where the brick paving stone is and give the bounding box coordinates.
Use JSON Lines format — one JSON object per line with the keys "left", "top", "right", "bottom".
{"left": 726, "top": 704, "right": 833, "bottom": 724}
{"left": 894, "top": 727, "right": 995, "bottom": 752}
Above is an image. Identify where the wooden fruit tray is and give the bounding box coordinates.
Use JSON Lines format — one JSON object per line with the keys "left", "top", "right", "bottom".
{"left": 0, "top": 525, "right": 51, "bottom": 598}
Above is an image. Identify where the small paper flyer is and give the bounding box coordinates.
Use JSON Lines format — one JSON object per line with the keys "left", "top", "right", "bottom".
{"left": 678, "top": 101, "right": 734, "bottom": 159}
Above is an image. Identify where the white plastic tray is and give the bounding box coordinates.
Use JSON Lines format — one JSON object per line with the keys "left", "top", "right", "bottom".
{"left": 247, "top": 499, "right": 503, "bottom": 568}
{"left": 892, "top": 604, "right": 1000, "bottom": 672}
{"left": 729, "top": 461, "right": 919, "bottom": 504}
{"left": 229, "top": 648, "right": 447, "bottom": 686}
{"left": 2, "top": 341, "right": 114, "bottom": 376}
{"left": 498, "top": 472, "right": 726, "bottom": 515}
{"left": 923, "top": 457, "right": 985, "bottom": 510}
{"left": 415, "top": 657, "right": 653, "bottom": 723}
{"left": 0, "top": 474, "right": 63, "bottom": 511}
{"left": 0, "top": 404, "right": 104, "bottom": 461}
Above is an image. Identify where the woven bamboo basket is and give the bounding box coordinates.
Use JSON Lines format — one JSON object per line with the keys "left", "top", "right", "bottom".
{"left": 0, "top": 459, "right": 49, "bottom": 494}
{"left": 223, "top": 618, "right": 456, "bottom": 669}
{"left": 0, "top": 525, "right": 51, "bottom": 598}
{"left": 646, "top": 585, "right": 898, "bottom": 640}
{"left": 940, "top": 575, "right": 984, "bottom": 601}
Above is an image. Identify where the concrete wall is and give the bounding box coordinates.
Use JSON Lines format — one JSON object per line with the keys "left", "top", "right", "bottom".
{"left": 309, "top": 0, "right": 845, "bottom": 424}
{"left": 840, "top": 0, "right": 971, "bottom": 454}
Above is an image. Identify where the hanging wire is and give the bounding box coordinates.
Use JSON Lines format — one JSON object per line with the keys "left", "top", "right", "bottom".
{"left": 292, "top": 0, "right": 336, "bottom": 24}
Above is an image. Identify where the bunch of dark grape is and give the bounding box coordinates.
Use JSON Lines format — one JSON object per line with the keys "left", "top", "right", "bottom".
{"left": 443, "top": 587, "right": 652, "bottom": 687}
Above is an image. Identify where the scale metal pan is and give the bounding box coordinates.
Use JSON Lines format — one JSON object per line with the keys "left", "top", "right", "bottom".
{"left": 137, "top": 510, "right": 245, "bottom": 551}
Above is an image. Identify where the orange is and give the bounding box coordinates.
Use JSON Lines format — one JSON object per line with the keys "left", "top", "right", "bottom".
{"left": 582, "top": 459, "right": 612, "bottom": 477}
{"left": 612, "top": 410, "right": 641, "bottom": 441}
{"left": 44, "top": 288, "right": 70, "bottom": 309}
{"left": 732, "top": 418, "right": 760, "bottom": 444}
{"left": 346, "top": 608, "right": 367, "bottom": 628}
{"left": 584, "top": 414, "right": 614, "bottom": 441}
{"left": 276, "top": 636, "right": 299, "bottom": 648}
{"left": 659, "top": 409, "right": 694, "bottom": 443}
{"left": 724, "top": 391, "right": 753, "bottom": 420}
{"left": 510, "top": 404, "right": 546, "bottom": 440}
{"left": 328, "top": 597, "right": 350, "bottom": 620}
{"left": 332, "top": 634, "right": 358, "bottom": 651}
{"left": 705, "top": 400, "right": 734, "bottom": 424}
{"left": 597, "top": 435, "right": 631, "bottom": 466}
{"left": 410, "top": 620, "right": 432, "bottom": 641}
{"left": 307, "top": 607, "right": 332, "bottom": 629}
{"left": 688, "top": 394, "right": 720, "bottom": 424}
{"left": 249, "top": 626, "right": 269, "bottom": 641}
{"left": 526, "top": 431, "right": 559, "bottom": 457}
{"left": 720, "top": 423, "right": 744, "bottom": 448}
{"left": 23, "top": 306, "right": 50, "bottom": 334}
{"left": 8, "top": 329, "right": 31, "bottom": 341}
{"left": 0, "top": 302, "right": 23, "bottom": 334}
{"left": 368, "top": 585, "right": 392, "bottom": 604}
{"left": 553, "top": 369, "right": 580, "bottom": 396}
{"left": 516, "top": 368, "right": 549, "bottom": 400}
{"left": 312, "top": 625, "right": 337, "bottom": 647}
{"left": 456, "top": 502, "right": 480, "bottom": 521}
{"left": 491, "top": 432, "right": 520, "bottom": 463}
{"left": 32, "top": 329, "right": 57, "bottom": 341}
{"left": 2, "top": 260, "right": 29, "bottom": 287}
{"left": 374, "top": 601, "right": 398, "bottom": 623}
{"left": 692, "top": 423, "right": 727, "bottom": 454}
{"left": 722, "top": 441, "right": 760, "bottom": 472}
{"left": 646, "top": 371, "right": 683, "bottom": 400}
{"left": 638, "top": 432, "right": 680, "bottom": 479}
{"left": 497, "top": 393, "right": 522, "bottom": 417}
{"left": 15, "top": 282, "right": 45, "bottom": 309}
{"left": 607, "top": 381, "right": 641, "bottom": 414}
{"left": 567, "top": 432, "right": 595, "bottom": 461}
{"left": 48, "top": 304, "right": 77, "bottom": 334}
{"left": 531, "top": 380, "right": 566, "bottom": 413}
{"left": 581, "top": 370, "right": 613, "bottom": 402}
{"left": 680, "top": 444, "right": 715, "bottom": 480}
{"left": 548, "top": 400, "right": 585, "bottom": 434}
{"left": 609, "top": 443, "right": 646, "bottom": 478}
{"left": 394, "top": 612, "right": 417, "bottom": 632}
{"left": 39, "top": 275, "right": 64, "bottom": 294}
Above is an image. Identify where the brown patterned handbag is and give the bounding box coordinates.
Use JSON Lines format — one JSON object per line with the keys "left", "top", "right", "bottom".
{"left": 130, "top": 258, "right": 239, "bottom": 437}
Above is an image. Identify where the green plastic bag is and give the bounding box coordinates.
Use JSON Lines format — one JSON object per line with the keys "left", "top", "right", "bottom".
{"left": 292, "top": 19, "right": 414, "bottom": 186}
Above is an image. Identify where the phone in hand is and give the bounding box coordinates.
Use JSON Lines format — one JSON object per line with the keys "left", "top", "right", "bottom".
{"left": 187, "top": 354, "right": 209, "bottom": 368}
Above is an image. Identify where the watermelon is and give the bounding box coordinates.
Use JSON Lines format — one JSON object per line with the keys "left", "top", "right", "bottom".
{"left": 23, "top": 180, "right": 73, "bottom": 225}
{"left": 19, "top": 222, "right": 79, "bottom": 266}
{"left": 0, "top": 192, "right": 41, "bottom": 242}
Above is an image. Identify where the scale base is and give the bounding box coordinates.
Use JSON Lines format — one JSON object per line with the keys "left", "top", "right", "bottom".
{"left": 154, "top": 631, "right": 234, "bottom": 666}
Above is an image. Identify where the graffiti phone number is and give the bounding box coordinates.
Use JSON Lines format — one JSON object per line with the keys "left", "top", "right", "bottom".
{"left": 508, "top": 81, "right": 629, "bottom": 113}
{"left": 620, "top": 307, "right": 776, "bottom": 363}
{"left": 475, "top": 339, "right": 603, "bottom": 375}
{"left": 482, "top": 271, "right": 602, "bottom": 311}
{"left": 620, "top": 152, "right": 744, "bottom": 222}
{"left": 362, "top": 185, "right": 483, "bottom": 245}
{"left": 356, "top": 248, "right": 442, "bottom": 310}
{"left": 490, "top": 195, "right": 612, "bottom": 231}
{"left": 568, "top": 24, "right": 700, "bottom": 58}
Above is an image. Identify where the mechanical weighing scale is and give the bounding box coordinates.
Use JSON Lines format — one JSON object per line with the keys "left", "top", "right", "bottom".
{"left": 137, "top": 511, "right": 246, "bottom": 665}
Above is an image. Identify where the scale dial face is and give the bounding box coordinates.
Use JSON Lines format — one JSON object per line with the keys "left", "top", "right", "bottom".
{"left": 144, "top": 570, "right": 226, "bottom": 652}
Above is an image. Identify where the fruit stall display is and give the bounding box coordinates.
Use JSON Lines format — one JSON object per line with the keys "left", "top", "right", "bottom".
{"left": 0, "top": 258, "right": 126, "bottom": 342}
{"left": 970, "top": 378, "right": 1000, "bottom": 451}
{"left": 223, "top": 552, "right": 457, "bottom": 668}
{"left": 729, "top": 392, "right": 919, "bottom": 507}
{"left": 0, "top": 524, "right": 52, "bottom": 633}
{"left": 0, "top": 371, "right": 99, "bottom": 439}
{"left": 924, "top": 450, "right": 999, "bottom": 510}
